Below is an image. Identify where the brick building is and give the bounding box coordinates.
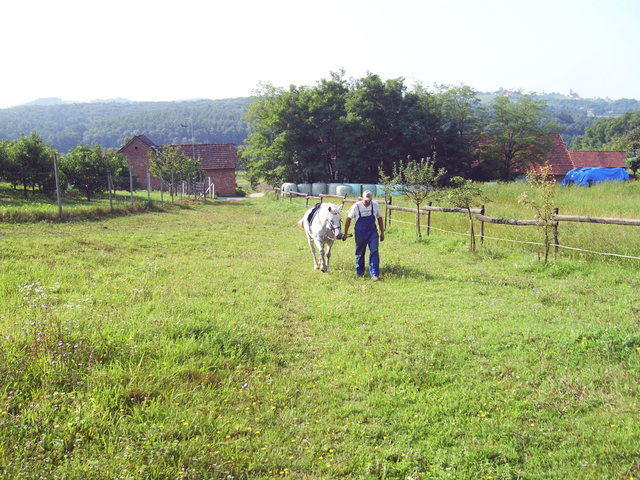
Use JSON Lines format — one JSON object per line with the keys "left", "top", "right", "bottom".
{"left": 118, "top": 135, "right": 237, "bottom": 195}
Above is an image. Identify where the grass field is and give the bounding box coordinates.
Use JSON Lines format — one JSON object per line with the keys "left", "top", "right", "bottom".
{"left": 1, "top": 193, "right": 639, "bottom": 479}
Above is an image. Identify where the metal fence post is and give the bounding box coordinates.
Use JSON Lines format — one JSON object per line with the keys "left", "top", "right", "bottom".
{"left": 129, "top": 165, "right": 134, "bottom": 204}
{"left": 52, "top": 153, "right": 63, "bottom": 219}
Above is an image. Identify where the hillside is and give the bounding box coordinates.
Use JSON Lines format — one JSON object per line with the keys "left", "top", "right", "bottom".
{"left": 1, "top": 92, "right": 639, "bottom": 152}
{"left": 0, "top": 98, "right": 252, "bottom": 152}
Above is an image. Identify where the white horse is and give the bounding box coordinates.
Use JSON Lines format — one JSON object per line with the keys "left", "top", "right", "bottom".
{"left": 298, "top": 203, "right": 345, "bottom": 272}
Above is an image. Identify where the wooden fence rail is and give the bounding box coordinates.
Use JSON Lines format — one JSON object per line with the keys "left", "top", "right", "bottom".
{"left": 553, "top": 214, "right": 640, "bottom": 226}
{"left": 319, "top": 194, "right": 347, "bottom": 200}
{"left": 475, "top": 214, "right": 556, "bottom": 226}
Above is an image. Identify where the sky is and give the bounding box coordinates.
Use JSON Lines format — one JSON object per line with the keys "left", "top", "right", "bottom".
{"left": 1, "top": 0, "right": 639, "bottom": 108}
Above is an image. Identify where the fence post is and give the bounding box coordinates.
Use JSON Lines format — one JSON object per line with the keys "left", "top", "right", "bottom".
{"left": 480, "top": 205, "right": 485, "bottom": 246}
{"left": 52, "top": 153, "right": 63, "bottom": 219}
{"left": 160, "top": 181, "right": 164, "bottom": 203}
{"left": 385, "top": 196, "right": 392, "bottom": 227}
{"left": 107, "top": 170, "right": 114, "bottom": 212}
{"left": 388, "top": 201, "right": 392, "bottom": 227}
{"left": 427, "top": 201, "right": 432, "bottom": 236}
{"left": 129, "top": 165, "right": 134, "bottom": 204}
{"left": 553, "top": 207, "right": 559, "bottom": 257}
{"left": 469, "top": 208, "right": 476, "bottom": 252}
{"left": 147, "top": 172, "right": 152, "bottom": 203}
{"left": 305, "top": 195, "right": 310, "bottom": 207}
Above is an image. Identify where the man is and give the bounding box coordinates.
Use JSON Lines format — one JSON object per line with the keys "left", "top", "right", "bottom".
{"left": 342, "top": 190, "right": 384, "bottom": 280}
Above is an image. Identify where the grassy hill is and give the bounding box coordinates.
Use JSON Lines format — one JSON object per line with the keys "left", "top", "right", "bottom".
{"left": 1, "top": 190, "right": 638, "bottom": 478}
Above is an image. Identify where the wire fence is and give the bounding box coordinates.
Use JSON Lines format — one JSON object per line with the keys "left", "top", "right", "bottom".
{"left": 0, "top": 161, "right": 216, "bottom": 222}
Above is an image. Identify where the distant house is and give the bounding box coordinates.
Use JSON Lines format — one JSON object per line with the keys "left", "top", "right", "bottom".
{"left": 118, "top": 135, "right": 237, "bottom": 195}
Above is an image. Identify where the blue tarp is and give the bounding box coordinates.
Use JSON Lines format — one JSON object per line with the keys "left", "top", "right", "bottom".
{"left": 562, "top": 167, "right": 630, "bottom": 187}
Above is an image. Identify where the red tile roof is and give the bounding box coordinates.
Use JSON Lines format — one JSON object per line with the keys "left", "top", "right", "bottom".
{"left": 541, "top": 133, "right": 574, "bottom": 176}
{"left": 569, "top": 150, "right": 627, "bottom": 168}
{"left": 120, "top": 134, "right": 237, "bottom": 170}
{"left": 173, "top": 143, "right": 237, "bottom": 169}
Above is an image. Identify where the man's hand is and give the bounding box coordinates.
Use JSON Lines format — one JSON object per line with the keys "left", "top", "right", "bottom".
{"left": 380, "top": 232, "right": 385, "bottom": 242}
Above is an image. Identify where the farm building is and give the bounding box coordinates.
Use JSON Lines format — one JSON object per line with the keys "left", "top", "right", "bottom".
{"left": 118, "top": 135, "right": 237, "bottom": 195}
{"left": 543, "top": 134, "right": 627, "bottom": 180}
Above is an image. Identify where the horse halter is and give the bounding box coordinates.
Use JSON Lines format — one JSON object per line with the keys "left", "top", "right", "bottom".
{"left": 327, "top": 216, "right": 343, "bottom": 240}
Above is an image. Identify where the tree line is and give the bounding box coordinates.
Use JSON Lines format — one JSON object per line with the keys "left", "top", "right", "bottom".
{"left": 2, "top": 93, "right": 638, "bottom": 155}
{"left": 0, "top": 133, "right": 203, "bottom": 201}
{"left": 240, "top": 72, "right": 556, "bottom": 185}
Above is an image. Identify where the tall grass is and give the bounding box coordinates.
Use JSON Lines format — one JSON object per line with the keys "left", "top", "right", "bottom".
{"left": 386, "top": 180, "right": 640, "bottom": 262}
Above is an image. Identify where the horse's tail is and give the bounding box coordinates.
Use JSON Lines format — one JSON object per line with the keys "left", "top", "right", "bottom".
{"left": 297, "top": 216, "right": 305, "bottom": 228}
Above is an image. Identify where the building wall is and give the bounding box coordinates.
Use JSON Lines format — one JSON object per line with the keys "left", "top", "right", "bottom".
{"left": 119, "top": 138, "right": 164, "bottom": 189}
{"left": 203, "top": 168, "right": 237, "bottom": 196}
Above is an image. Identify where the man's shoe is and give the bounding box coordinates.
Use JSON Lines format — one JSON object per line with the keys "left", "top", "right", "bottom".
{"left": 371, "top": 276, "right": 380, "bottom": 281}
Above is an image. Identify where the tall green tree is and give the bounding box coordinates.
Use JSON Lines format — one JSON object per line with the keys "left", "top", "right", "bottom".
{"left": 344, "top": 74, "right": 441, "bottom": 182}
{"left": 434, "top": 84, "right": 486, "bottom": 176}
{"left": 479, "top": 95, "right": 555, "bottom": 180}
{"left": 241, "top": 73, "right": 350, "bottom": 184}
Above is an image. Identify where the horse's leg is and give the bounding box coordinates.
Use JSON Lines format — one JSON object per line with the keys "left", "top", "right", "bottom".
{"left": 307, "top": 234, "right": 320, "bottom": 269}
{"left": 316, "top": 239, "right": 327, "bottom": 272}
{"left": 324, "top": 241, "right": 333, "bottom": 272}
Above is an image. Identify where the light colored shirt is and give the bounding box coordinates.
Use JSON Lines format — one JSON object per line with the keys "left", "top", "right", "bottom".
{"left": 347, "top": 200, "right": 382, "bottom": 220}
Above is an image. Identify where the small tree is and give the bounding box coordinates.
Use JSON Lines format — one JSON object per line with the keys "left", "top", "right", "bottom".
{"left": 395, "top": 157, "right": 446, "bottom": 239}
{"left": 445, "top": 177, "right": 488, "bottom": 252}
{"left": 6, "top": 133, "right": 56, "bottom": 197}
{"left": 518, "top": 162, "right": 557, "bottom": 263}
{"left": 103, "top": 152, "right": 130, "bottom": 190}
{"left": 60, "top": 145, "right": 107, "bottom": 201}
{"left": 0, "top": 140, "right": 9, "bottom": 182}
{"left": 149, "top": 146, "right": 201, "bottom": 202}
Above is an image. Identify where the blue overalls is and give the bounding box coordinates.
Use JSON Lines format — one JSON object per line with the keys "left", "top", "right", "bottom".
{"left": 354, "top": 203, "right": 380, "bottom": 277}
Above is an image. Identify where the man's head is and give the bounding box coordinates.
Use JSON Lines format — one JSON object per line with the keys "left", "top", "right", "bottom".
{"left": 362, "top": 190, "right": 373, "bottom": 206}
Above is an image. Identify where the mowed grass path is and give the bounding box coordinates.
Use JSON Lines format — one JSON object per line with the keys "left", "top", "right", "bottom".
{"left": 0, "top": 198, "right": 639, "bottom": 479}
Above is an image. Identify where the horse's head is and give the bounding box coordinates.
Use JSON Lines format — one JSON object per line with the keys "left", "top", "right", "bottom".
{"left": 325, "top": 204, "right": 344, "bottom": 240}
